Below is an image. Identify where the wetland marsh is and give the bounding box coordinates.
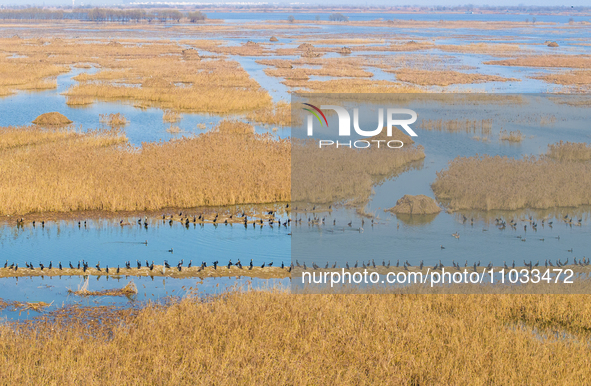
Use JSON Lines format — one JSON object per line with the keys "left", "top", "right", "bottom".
{"left": 0, "top": 8, "right": 590, "bottom": 383}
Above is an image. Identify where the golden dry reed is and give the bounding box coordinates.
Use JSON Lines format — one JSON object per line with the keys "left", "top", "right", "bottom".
{"left": 245, "top": 101, "right": 291, "bottom": 127}
{"left": 547, "top": 140, "right": 591, "bottom": 161}
{"left": 293, "top": 129, "right": 425, "bottom": 205}
{"left": 499, "top": 129, "right": 524, "bottom": 142}
{"left": 162, "top": 109, "right": 181, "bottom": 123}
{"left": 393, "top": 68, "right": 517, "bottom": 86}
{"left": 99, "top": 113, "right": 127, "bottom": 127}
{"left": 432, "top": 146, "right": 591, "bottom": 211}
{"left": 0, "top": 37, "right": 272, "bottom": 114}
{"left": 1, "top": 291, "right": 591, "bottom": 384}
{"left": 0, "top": 122, "right": 289, "bottom": 215}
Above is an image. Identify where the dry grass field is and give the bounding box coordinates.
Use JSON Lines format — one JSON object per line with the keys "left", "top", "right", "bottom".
{"left": 432, "top": 143, "right": 591, "bottom": 211}
{"left": 1, "top": 290, "right": 591, "bottom": 385}
{"left": 0, "top": 122, "right": 289, "bottom": 215}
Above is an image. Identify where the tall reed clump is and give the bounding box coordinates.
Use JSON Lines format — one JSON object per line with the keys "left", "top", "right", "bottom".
{"left": 0, "top": 122, "right": 289, "bottom": 215}
{"left": 432, "top": 151, "right": 591, "bottom": 211}
{"left": 162, "top": 110, "right": 181, "bottom": 123}
{"left": 0, "top": 291, "right": 591, "bottom": 384}
{"left": 547, "top": 141, "right": 591, "bottom": 161}
{"left": 245, "top": 101, "right": 291, "bottom": 127}
{"left": 499, "top": 129, "right": 524, "bottom": 142}
{"left": 99, "top": 113, "right": 127, "bottom": 127}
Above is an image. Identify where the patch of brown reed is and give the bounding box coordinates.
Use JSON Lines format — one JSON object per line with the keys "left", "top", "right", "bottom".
{"left": 533, "top": 70, "right": 591, "bottom": 86}
{"left": 213, "top": 120, "right": 254, "bottom": 135}
{"left": 0, "top": 122, "right": 289, "bottom": 215}
{"left": 65, "top": 96, "right": 93, "bottom": 106}
{"left": 0, "top": 37, "right": 272, "bottom": 114}
{"left": 245, "top": 101, "right": 291, "bottom": 127}
{"left": 437, "top": 42, "right": 523, "bottom": 54}
{"left": 0, "top": 53, "right": 67, "bottom": 92}
{"left": 432, "top": 151, "right": 591, "bottom": 211}
{"left": 66, "top": 57, "right": 272, "bottom": 113}
{"left": 547, "top": 141, "right": 591, "bottom": 162}
{"left": 393, "top": 68, "right": 517, "bottom": 86}
{"left": 32, "top": 112, "right": 72, "bottom": 126}
{"left": 284, "top": 78, "right": 422, "bottom": 93}
{"left": 165, "top": 125, "right": 181, "bottom": 134}
{"left": 386, "top": 194, "right": 441, "bottom": 215}
{"left": 485, "top": 55, "right": 591, "bottom": 69}
{"left": 1, "top": 291, "right": 591, "bottom": 384}
{"left": 99, "top": 113, "right": 127, "bottom": 127}
{"left": 293, "top": 129, "right": 425, "bottom": 205}
{"left": 162, "top": 109, "right": 181, "bottom": 123}
{"left": 263, "top": 58, "right": 374, "bottom": 79}
{"left": 499, "top": 129, "right": 524, "bottom": 142}
{"left": 69, "top": 278, "right": 137, "bottom": 297}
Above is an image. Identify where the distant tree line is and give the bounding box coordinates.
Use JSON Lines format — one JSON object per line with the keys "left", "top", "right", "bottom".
{"left": 0, "top": 8, "right": 206, "bottom": 23}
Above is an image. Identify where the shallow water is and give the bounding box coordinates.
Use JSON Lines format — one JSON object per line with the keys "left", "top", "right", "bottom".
{"left": 0, "top": 275, "right": 289, "bottom": 321}
{"left": 291, "top": 94, "right": 591, "bottom": 275}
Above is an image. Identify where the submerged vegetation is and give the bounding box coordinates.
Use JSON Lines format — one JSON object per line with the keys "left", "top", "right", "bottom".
{"left": 0, "top": 122, "right": 289, "bottom": 215}
{"left": 432, "top": 143, "right": 591, "bottom": 211}
{"left": 1, "top": 290, "right": 591, "bottom": 384}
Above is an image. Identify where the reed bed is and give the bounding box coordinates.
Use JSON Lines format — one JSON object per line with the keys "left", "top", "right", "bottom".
{"left": 393, "top": 68, "right": 517, "bottom": 86}
{"left": 499, "top": 129, "right": 524, "bottom": 142}
{"left": 99, "top": 113, "right": 127, "bottom": 127}
{"left": 258, "top": 57, "right": 374, "bottom": 79}
{"left": 162, "top": 109, "right": 181, "bottom": 123}
{"left": 437, "top": 42, "right": 523, "bottom": 54}
{"left": 547, "top": 141, "right": 591, "bottom": 161}
{"left": 70, "top": 280, "right": 137, "bottom": 297}
{"left": 0, "top": 37, "right": 273, "bottom": 114}
{"left": 65, "top": 96, "right": 94, "bottom": 106}
{"left": 293, "top": 129, "right": 425, "bottom": 205}
{"left": 534, "top": 70, "right": 591, "bottom": 86}
{"left": 245, "top": 101, "right": 291, "bottom": 127}
{"left": 283, "top": 78, "right": 422, "bottom": 93}
{"left": 265, "top": 66, "right": 373, "bottom": 79}
{"left": 0, "top": 122, "right": 289, "bottom": 215}
{"left": 485, "top": 55, "right": 591, "bottom": 69}
{"left": 0, "top": 55, "right": 67, "bottom": 92}
{"left": 66, "top": 57, "right": 272, "bottom": 113}
{"left": 432, "top": 151, "right": 591, "bottom": 210}
{"left": 165, "top": 125, "right": 181, "bottom": 134}
{"left": 1, "top": 290, "right": 591, "bottom": 384}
